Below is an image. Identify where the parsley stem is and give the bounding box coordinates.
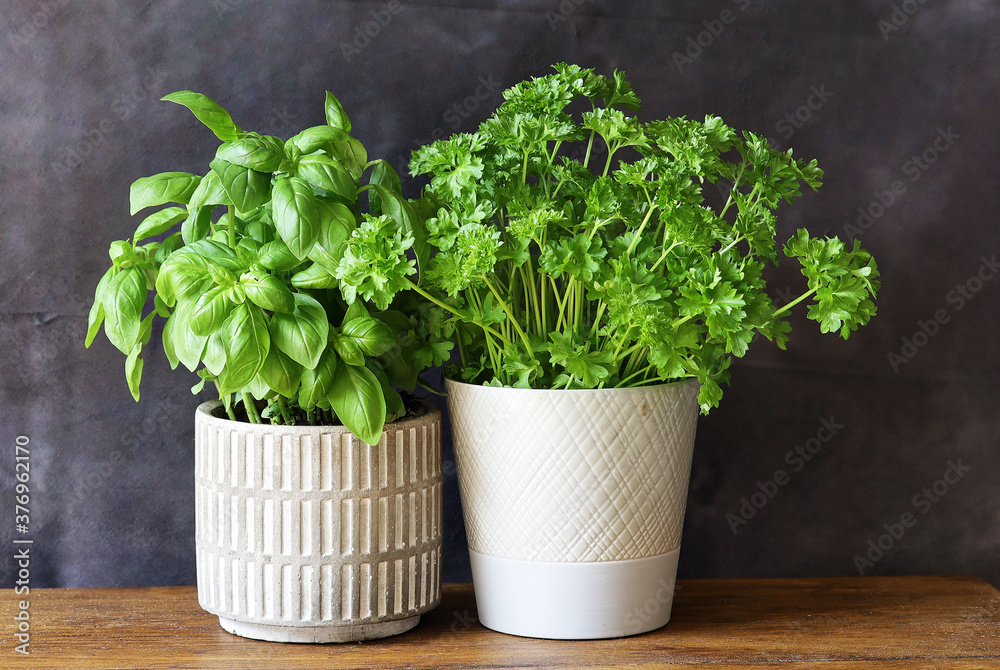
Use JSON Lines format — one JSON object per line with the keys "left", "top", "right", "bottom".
{"left": 719, "top": 165, "right": 745, "bottom": 220}
{"left": 719, "top": 234, "right": 743, "bottom": 255}
{"left": 772, "top": 285, "right": 819, "bottom": 318}
{"left": 483, "top": 277, "right": 533, "bottom": 354}
{"left": 402, "top": 279, "right": 506, "bottom": 341}
{"left": 617, "top": 363, "right": 660, "bottom": 388}
{"left": 625, "top": 204, "right": 657, "bottom": 256}
{"left": 584, "top": 130, "right": 595, "bottom": 169}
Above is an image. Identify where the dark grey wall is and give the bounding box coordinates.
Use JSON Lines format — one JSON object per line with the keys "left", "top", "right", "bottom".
{"left": 1, "top": 0, "right": 998, "bottom": 589}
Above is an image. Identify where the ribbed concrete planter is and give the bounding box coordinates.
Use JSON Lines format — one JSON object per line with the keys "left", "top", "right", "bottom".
{"left": 194, "top": 400, "right": 443, "bottom": 643}
{"left": 446, "top": 379, "right": 699, "bottom": 640}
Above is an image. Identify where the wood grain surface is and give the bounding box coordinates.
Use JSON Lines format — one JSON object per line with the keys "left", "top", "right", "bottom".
{"left": 4, "top": 576, "right": 999, "bottom": 669}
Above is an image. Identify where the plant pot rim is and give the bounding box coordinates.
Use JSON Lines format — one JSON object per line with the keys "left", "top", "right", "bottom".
{"left": 443, "top": 377, "right": 699, "bottom": 395}
{"left": 196, "top": 397, "right": 441, "bottom": 436}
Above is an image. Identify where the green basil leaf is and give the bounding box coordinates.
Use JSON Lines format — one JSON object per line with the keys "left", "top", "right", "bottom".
{"left": 162, "top": 300, "right": 209, "bottom": 372}
{"left": 298, "top": 346, "right": 338, "bottom": 410}
{"left": 216, "top": 134, "right": 285, "bottom": 173}
{"left": 161, "top": 91, "right": 240, "bottom": 141}
{"left": 256, "top": 346, "right": 302, "bottom": 398}
{"left": 342, "top": 299, "right": 368, "bottom": 325}
{"left": 133, "top": 206, "right": 186, "bottom": 243}
{"left": 130, "top": 172, "right": 202, "bottom": 215}
{"left": 307, "top": 200, "right": 355, "bottom": 269}
{"left": 269, "top": 292, "right": 330, "bottom": 370}
{"left": 325, "top": 91, "right": 351, "bottom": 132}
{"left": 341, "top": 316, "right": 397, "bottom": 356}
{"left": 331, "top": 138, "right": 368, "bottom": 178}
{"left": 86, "top": 267, "right": 115, "bottom": 348}
{"left": 203, "top": 331, "right": 227, "bottom": 376}
{"left": 258, "top": 239, "right": 300, "bottom": 272}
{"left": 217, "top": 302, "right": 270, "bottom": 395}
{"left": 246, "top": 374, "right": 272, "bottom": 401}
{"left": 209, "top": 157, "right": 271, "bottom": 213}
{"left": 123, "top": 313, "right": 155, "bottom": 400}
{"left": 156, "top": 241, "right": 240, "bottom": 306}
{"left": 289, "top": 126, "right": 352, "bottom": 154}
{"left": 332, "top": 335, "right": 365, "bottom": 366}
{"left": 125, "top": 342, "right": 144, "bottom": 402}
{"left": 181, "top": 206, "right": 214, "bottom": 244}
{"left": 368, "top": 160, "right": 401, "bottom": 216}
{"left": 241, "top": 269, "right": 294, "bottom": 313}
{"left": 382, "top": 383, "right": 405, "bottom": 422}
{"left": 154, "top": 232, "right": 183, "bottom": 264}
{"left": 190, "top": 285, "right": 235, "bottom": 336}
{"left": 102, "top": 266, "right": 147, "bottom": 354}
{"left": 153, "top": 294, "right": 171, "bottom": 318}
{"left": 368, "top": 183, "right": 428, "bottom": 276}
{"left": 330, "top": 358, "right": 385, "bottom": 445}
{"left": 272, "top": 176, "right": 320, "bottom": 260}
{"left": 188, "top": 170, "right": 228, "bottom": 208}
{"left": 372, "top": 311, "right": 418, "bottom": 391}
{"left": 296, "top": 154, "right": 355, "bottom": 201}
{"left": 290, "top": 263, "right": 339, "bottom": 289}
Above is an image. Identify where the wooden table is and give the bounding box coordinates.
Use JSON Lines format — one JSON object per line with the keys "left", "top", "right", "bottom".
{"left": 4, "top": 576, "right": 998, "bottom": 668}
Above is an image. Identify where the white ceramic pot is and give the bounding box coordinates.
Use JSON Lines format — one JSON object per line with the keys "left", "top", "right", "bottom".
{"left": 446, "top": 379, "right": 700, "bottom": 640}
{"left": 194, "top": 400, "right": 443, "bottom": 643}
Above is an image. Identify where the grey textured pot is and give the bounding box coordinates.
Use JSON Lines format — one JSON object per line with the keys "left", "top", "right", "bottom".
{"left": 194, "top": 400, "right": 443, "bottom": 643}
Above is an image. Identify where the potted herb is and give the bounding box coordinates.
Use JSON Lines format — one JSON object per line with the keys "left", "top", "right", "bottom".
{"left": 86, "top": 91, "right": 449, "bottom": 642}
{"left": 408, "top": 64, "right": 879, "bottom": 639}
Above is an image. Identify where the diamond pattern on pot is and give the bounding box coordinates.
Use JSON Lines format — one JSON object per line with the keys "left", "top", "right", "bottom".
{"left": 447, "top": 380, "right": 699, "bottom": 562}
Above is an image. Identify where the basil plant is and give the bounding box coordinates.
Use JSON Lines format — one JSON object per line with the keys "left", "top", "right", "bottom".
{"left": 409, "top": 64, "right": 879, "bottom": 412}
{"left": 86, "top": 91, "right": 450, "bottom": 444}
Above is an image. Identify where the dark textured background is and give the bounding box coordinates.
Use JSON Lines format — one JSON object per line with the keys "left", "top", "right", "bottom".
{"left": 1, "top": 0, "right": 998, "bottom": 589}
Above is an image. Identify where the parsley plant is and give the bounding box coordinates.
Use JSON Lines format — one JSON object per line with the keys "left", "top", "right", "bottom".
{"left": 409, "top": 64, "right": 879, "bottom": 411}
